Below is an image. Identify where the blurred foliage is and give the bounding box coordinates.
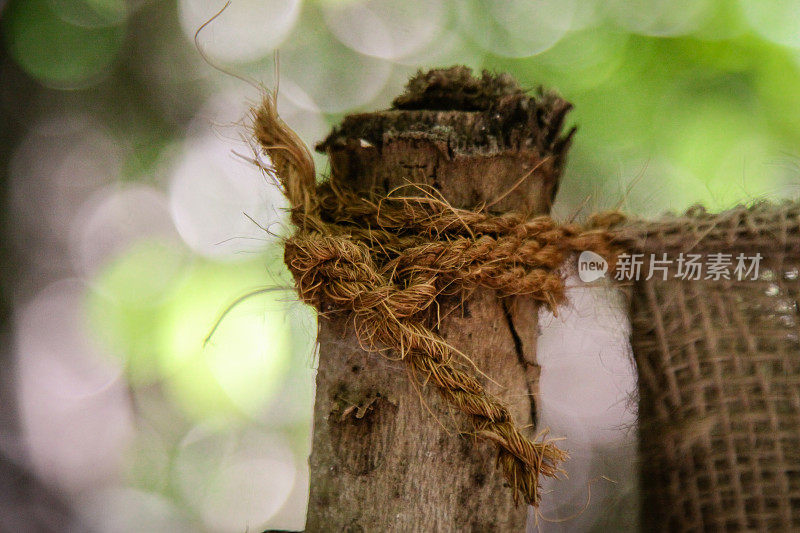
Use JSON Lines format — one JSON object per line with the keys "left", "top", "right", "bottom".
{"left": 3, "top": 0, "right": 800, "bottom": 530}
{"left": 3, "top": 0, "right": 126, "bottom": 87}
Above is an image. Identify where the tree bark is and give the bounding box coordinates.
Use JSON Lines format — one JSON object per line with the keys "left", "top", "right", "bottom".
{"left": 304, "top": 67, "right": 574, "bottom": 532}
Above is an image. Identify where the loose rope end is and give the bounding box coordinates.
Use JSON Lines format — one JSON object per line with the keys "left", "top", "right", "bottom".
{"left": 250, "top": 90, "right": 619, "bottom": 508}
{"left": 252, "top": 93, "right": 317, "bottom": 221}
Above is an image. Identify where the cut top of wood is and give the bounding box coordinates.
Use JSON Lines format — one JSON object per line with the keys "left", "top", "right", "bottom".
{"left": 318, "top": 66, "right": 576, "bottom": 158}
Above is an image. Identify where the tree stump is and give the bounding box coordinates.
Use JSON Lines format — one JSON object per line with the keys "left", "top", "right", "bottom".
{"left": 305, "top": 67, "right": 575, "bottom": 532}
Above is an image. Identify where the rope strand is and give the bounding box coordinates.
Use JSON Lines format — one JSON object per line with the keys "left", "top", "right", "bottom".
{"left": 252, "top": 93, "right": 621, "bottom": 506}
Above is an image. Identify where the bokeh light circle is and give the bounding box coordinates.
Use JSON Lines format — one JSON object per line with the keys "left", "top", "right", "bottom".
{"left": 168, "top": 133, "right": 286, "bottom": 260}
{"left": 86, "top": 239, "right": 188, "bottom": 384}
{"left": 458, "top": 0, "right": 575, "bottom": 58}
{"left": 175, "top": 428, "right": 297, "bottom": 530}
{"left": 178, "top": 0, "right": 301, "bottom": 63}
{"left": 740, "top": 0, "right": 800, "bottom": 49}
{"left": 71, "top": 184, "right": 178, "bottom": 279}
{"left": 393, "top": 29, "right": 482, "bottom": 70}
{"left": 89, "top": 249, "right": 292, "bottom": 418}
{"left": 322, "top": 0, "right": 446, "bottom": 60}
{"left": 79, "top": 488, "right": 193, "bottom": 533}
{"left": 47, "top": 0, "right": 129, "bottom": 28}
{"left": 275, "top": 9, "right": 393, "bottom": 113}
{"left": 11, "top": 118, "right": 124, "bottom": 250}
{"left": 605, "top": 0, "right": 716, "bottom": 37}
{"left": 16, "top": 279, "right": 133, "bottom": 490}
{"left": 156, "top": 260, "right": 292, "bottom": 421}
{"left": 2, "top": 0, "right": 125, "bottom": 88}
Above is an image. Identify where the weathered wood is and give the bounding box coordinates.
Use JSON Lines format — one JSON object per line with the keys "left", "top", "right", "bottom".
{"left": 304, "top": 67, "right": 573, "bottom": 532}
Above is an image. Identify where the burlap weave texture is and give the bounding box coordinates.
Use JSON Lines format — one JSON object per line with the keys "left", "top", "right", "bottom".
{"left": 622, "top": 203, "right": 800, "bottom": 531}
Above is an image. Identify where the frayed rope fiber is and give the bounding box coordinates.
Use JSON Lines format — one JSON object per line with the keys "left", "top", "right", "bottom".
{"left": 253, "top": 93, "right": 622, "bottom": 506}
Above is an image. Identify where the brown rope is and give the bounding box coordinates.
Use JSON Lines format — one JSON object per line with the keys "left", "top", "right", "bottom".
{"left": 253, "top": 93, "right": 621, "bottom": 506}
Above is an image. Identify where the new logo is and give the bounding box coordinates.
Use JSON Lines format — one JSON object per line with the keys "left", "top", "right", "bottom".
{"left": 578, "top": 250, "right": 608, "bottom": 282}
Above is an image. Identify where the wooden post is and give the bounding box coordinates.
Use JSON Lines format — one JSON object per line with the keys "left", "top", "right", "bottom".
{"left": 305, "top": 67, "right": 574, "bottom": 531}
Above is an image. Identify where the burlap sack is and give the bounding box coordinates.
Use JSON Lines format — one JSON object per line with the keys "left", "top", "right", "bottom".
{"left": 620, "top": 203, "right": 800, "bottom": 531}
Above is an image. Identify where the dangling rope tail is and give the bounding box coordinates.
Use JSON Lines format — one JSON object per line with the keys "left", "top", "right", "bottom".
{"left": 251, "top": 92, "right": 623, "bottom": 506}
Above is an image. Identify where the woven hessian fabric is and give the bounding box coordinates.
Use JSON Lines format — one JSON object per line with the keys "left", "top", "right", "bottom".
{"left": 620, "top": 203, "right": 800, "bottom": 531}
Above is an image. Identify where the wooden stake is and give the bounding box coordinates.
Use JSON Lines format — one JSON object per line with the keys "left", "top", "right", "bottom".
{"left": 304, "top": 67, "right": 574, "bottom": 531}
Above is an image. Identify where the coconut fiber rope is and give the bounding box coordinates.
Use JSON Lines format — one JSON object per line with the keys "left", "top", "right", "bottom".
{"left": 252, "top": 93, "right": 622, "bottom": 506}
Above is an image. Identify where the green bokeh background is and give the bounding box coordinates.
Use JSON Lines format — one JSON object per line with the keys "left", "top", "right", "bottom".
{"left": 2, "top": 0, "right": 800, "bottom": 530}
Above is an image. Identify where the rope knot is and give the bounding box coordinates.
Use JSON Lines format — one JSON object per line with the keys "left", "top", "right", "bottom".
{"left": 253, "top": 93, "right": 620, "bottom": 506}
